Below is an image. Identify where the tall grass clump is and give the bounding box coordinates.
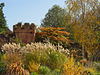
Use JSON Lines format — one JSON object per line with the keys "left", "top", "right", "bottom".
{"left": 1, "top": 43, "right": 29, "bottom": 75}
{"left": 21, "top": 42, "right": 70, "bottom": 70}
{"left": 21, "top": 42, "right": 69, "bottom": 56}
{"left": 1, "top": 42, "right": 70, "bottom": 74}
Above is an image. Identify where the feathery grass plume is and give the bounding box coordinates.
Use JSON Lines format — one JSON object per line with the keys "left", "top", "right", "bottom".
{"left": 21, "top": 42, "right": 70, "bottom": 56}
{"left": 1, "top": 43, "right": 21, "bottom": 54}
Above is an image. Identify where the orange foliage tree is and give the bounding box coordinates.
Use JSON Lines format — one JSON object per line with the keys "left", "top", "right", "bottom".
{"left": 36, "top": 27, "right": 70, "bottom": 45}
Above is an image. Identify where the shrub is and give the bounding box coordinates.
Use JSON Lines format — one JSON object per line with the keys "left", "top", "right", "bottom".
{"left": 22, "top": 42, "right": 69, "bottom": 70}
{"left": 1, "top": 54, "right": 6, "bottom": 61}
{"left": 1, "top": 43, "right": 29, "bottom": 75}
{"left": 93, "top": 62, "right": 100, "bottom": 71}
{"left": 80, "top": 58, "right": 87, "bottom": 66}
{"left": 0, "top": 62, "right": 7, "bottom": 74}
{"left": 1, "top": 43, "right": 22, "bottom": 64}
{"left": 24, "top": 50, "right": 67, "bottom": 70}
{"left": 24, "top": 53, "right": 34, "bottom": 68}
{"left": 71, "top": 49, "right": 82, "bottom": 61}
{"left": 51, "top": 69, "right": 60, "bottom": 75}
{"left": 28, "top": 60, "right": 40, "bottom": 73}
{"left": 2, "top": 53, "right": 21, "bottom": 64}
{"left": 10, "top": 37, "right": 25, "bottom": 47}
{"left": 32, "top": 51, "right": 42, "bottom": 63}
{"left": 0, "top": 52, "right": 2, "bottom": 61}
{"left": 0, "top": 53, "right": 7, "bottom": 74}
{"left": 1, "top": 55, "right": 29, "bottom": 75}
{"left": 24, "top": 51, "right": 49, "bottom": 69}
{"left": 38, "top": 66, "right": 51, "bottom": 75}
{"left": 31, "top": 72, "right": 38, "bottom": 75}
{"left": 40, "top": 51, "right": 49, "bottom": 66}
{"left": 1, "top": 61, "right": 29, "bottom": 75}
{"left": 62, "top": 55, "right": 84, "bottom": 75}
{"left": 83, "top": 68, "right": 95, "bottom": 75}
{"left": 1, "top": 42, "right": 69, "bottom": 74}
{"left": 48, "top": 51, "right": 67, "bottom": 69}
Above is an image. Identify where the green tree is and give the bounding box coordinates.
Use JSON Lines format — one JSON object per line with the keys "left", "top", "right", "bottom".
{"left": 41, "top": 5, "right": 70, "bottom": 32}
{"left": 0, "top": 3, "right": 7, "bottom": 34}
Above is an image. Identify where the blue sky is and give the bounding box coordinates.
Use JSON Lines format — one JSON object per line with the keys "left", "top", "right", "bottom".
{"left": 0, "top": 0, "right": 66, "bottom": 31}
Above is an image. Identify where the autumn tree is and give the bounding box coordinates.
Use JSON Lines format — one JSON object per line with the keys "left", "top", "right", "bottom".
{"left": 0, "top": 3, "right": 7, "bottom": 34}
{"left": 36, "top": 27, "right": 70, "bottom": 45}
{"left": 41, "top": 5, "right": 70, "bottom": 32}
{"left": 66, "top": 0, "right": 100, "bottom": 59}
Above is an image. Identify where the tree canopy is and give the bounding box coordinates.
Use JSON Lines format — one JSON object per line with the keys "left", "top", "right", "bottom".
{"left": 36, "top": 27, "right": 70, "bottom": 45}
{"left": 0, "top": 3, "right": 7, "bottom": 34}
{"left": 41, "top": 5, "right": 70, "bottom": 32}
{"left": 66, "top": 0, "right": 100, "bottom": 58}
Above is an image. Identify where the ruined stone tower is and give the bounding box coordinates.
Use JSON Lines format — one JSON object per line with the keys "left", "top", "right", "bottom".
{"left": 13, "top": 23, "right": 36, "bottom": 43}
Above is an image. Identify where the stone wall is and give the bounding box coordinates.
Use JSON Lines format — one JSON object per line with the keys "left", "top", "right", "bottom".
{"left": 13, "top": 23, "right": 36, "bottom": 43}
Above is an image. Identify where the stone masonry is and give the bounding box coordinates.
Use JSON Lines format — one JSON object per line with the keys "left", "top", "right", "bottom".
{"left": 13, "top": 23, "right": 36, "bottom": 43}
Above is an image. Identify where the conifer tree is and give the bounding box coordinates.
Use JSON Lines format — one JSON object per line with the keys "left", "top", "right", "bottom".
{"left": 0, "top": 3, "right": 7, "bottom": 34}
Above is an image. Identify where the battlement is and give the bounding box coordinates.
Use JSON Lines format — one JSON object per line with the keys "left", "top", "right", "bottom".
{"left": 13, "top": 22, "right": 36, "bottom": 33}
{"left": 13, "top": 22, "right": 36, "bottom": 43}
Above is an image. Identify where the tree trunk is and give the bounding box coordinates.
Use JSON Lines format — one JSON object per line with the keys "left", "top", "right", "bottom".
{"left": 82, "top": 45, "right": 84, "bottom": 59}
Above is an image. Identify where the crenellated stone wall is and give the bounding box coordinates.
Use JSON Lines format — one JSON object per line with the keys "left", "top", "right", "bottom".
{"left": 13, "top": 22, "right": 36, "bottom": 43}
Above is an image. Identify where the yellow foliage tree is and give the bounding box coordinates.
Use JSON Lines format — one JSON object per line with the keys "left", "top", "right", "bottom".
{"left": 66, "top": 0, "right": 100, "bottom": 59}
